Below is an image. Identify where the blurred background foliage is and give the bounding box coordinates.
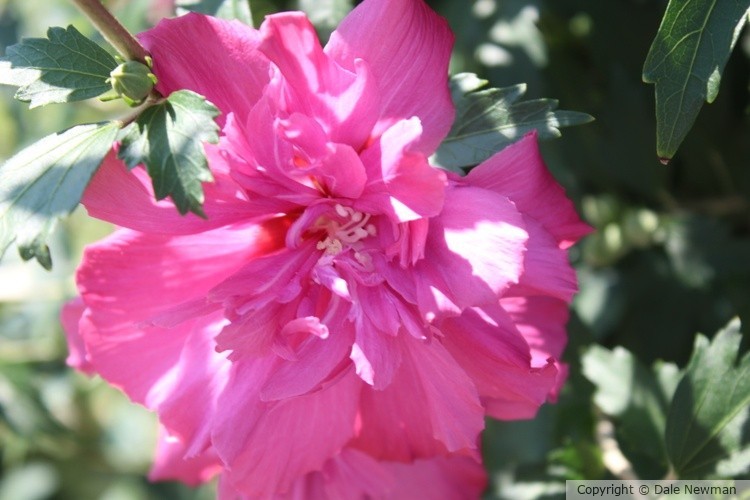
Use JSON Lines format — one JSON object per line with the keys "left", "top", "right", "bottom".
{"left": 1, "top": 0, "right": 749, "bottom": 498}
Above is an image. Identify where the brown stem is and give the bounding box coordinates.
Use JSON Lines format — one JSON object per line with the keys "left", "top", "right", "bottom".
{"left": 70, "top": 0, "right": 149, "bottom": 63}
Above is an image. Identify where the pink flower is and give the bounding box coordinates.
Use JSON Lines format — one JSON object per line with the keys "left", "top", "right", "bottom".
{"left": 62, "top": 0, "right": 590, "bottom": 496}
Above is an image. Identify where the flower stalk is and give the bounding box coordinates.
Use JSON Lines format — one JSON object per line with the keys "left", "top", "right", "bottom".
{"left": 70, "top": 0, "right": 149, "bottom": 63}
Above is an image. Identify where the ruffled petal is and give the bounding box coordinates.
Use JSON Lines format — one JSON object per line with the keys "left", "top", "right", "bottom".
{"left": 78, "top": 226, "right": 267, "bottom": 325}
{"left": 260, "top": 319, "right": 354, "bottom": 400}
{"left": 140, "top": 13, "right": 270, "bottom": 122}
{"left": 385, "top": 455, "right": 487, "bottom": 500}
{"left": 513, "top": 215, "right": 579, "bottom": 302}
{"left": 213, "top": 365, "right": 361, "bottom": 497}
{"left": 74, "top": 226, "right": 268, "bottom": 411}
{"left": 357, "top": 118, "right": 446, "bottom": 222}
{"left": 151, "top": 315, "right": 230, "bottom": 456}
{"left": 348, "top": 284, "right": 407, "bottom": 388}
{"left": 326, "top": 0, "right": 454, "bottom": 153}
{"left": 149, "top": 427, "right": 222, "bottom": 486}
{"left": 501, "top": 295, "right": 570, "bottom": 362}
{"left": 259, "top": 12, "right": 379, "bottom": 150}
{"left": 466, "top": 133, "right": 591, "bottom": 248}
{"left": 60, "top": 298, "right": 93, "bottom": 373}
{"left": 440, "top": 305, "right": 559, "bottom": 420}
{"left": 243, "top": 450, "right": 486, "bottom": 500}
{"left": 501, "top": 295, "right": 572, "bottom": 401}
{"left": 413, "top": 185, "right": 527, "bottom": 317}
{"left": 352, "top": 335, "right": 483, "bottom": 459}
{"left": 209, "top": 241, "right": 320, "bottom": 312}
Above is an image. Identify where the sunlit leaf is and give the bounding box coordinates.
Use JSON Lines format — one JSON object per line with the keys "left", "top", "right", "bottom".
{"left": 176, "top": 0, "right": 253, "bottom": 26}
{"left": 0, "top": 122, "right": 119, "bottom": 269}
{"left": 434, "top": 73, "right": 593, "bottom": 171}
{"left": 0, "top": 25, "right": 117, "bottom": 108}
{"left": 642, "top": 0, "right": 750, "bottom": 160}
{"left": 582, "top": 346, "right": 680, "bottom": 478}
{"left": 665, "top": 318, "right": 750, "bottom": 478}
{"left": 118, "top": 90, "right": 219, "bottom": 217}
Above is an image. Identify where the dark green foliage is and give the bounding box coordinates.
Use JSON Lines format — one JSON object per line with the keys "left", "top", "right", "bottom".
{"left": 643, "top": 0, "right": 750, "bottom": 160}
{"left": 666, "top": 319, "right": 750, "bottom": 478}
{"left": 434, "top": 73, "right": 593, "bottom": 170}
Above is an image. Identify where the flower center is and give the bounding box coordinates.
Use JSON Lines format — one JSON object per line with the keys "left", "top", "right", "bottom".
{"left": 316, "top": 204, "right": 377, "bottom": 257}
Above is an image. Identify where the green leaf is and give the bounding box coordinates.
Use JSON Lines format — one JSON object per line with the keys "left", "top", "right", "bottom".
{"left": 642, "top": 0, "right": 750, "bottom": 160}
{"left": 0, "top": 25, "right": 117, "bottom": 108}
{"left": 176, "top": 0, "right": 253, "bottom": 25}
{"left": 0, "top": 122, "right": 120, "bottom": 269}
{"left": 582, "top": 346, "right": 637, "bottom": 416}
{"left": 433, "top": 73, "right": 593, "bottom": 171}
{"left": 582, "top": 346, "right": 680, "bottom": 478}
{"left": 665, "top": 318, "right": 750, "bottom": 478}
{"left": 118, "top": 90, "right": 220, "bottom": 217}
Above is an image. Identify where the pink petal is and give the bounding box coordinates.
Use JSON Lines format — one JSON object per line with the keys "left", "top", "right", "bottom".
{"left": 326, "top": 0, "right": 455, "bottom": 153}
{"left": 352, "top": 335, "right": 483, "bottom": 459}
{"left": 150, "top": 316, "right": 230, "bottom": 457}
{"left": 139, "top": 13, "right": 270, "bottom": 123}
{"left": 273, "top": 111, "right": 369, "bottom": 199}
{"left": 440, "top": 305, "right": 559, "bottom": 420}
{"left": 259, "top": 13, "right": 379, "bottom": 150}
{"left": 213, "top": 364, "right": 361, "bottom": 497}
{"left": 315, "top": 143, "right": 368, "bottom": 199}
{"left": 513, "top": 214, "right": 579, "bottom": 302}
{"left": 357, "top": 118, "right": 446, "bottom": 222}
{"left": 82, "top": 153, "right": 256, "bottom": 235}
{"left": 78, "top": 314, "right": 197, "bottom": 407}
{"left": 385, "top": 455, "right": 487, "bottom": 500}
{"left": 78, "top": 227, "right": 264, "bottom": 325}
{"left": 149, "top": 427, "right": 222, "bottom": 486}
{"left": 253, "top": 450, "right": 486, "bottom": 500}
{"left": 240, "top": 449, "right": 394, "bottom": 500}
{"left": 74, "top": 227, "right": 264, "bottom": 408}
{"left": 209, "top": 241, "right": 320, "bottom": 311}
{"left": 59, "top": 298, "right": 93, "bottom": 374}
{"left": 218, "top": 109, "right": 323, "bottom": 212}
{"left": 350, "top": 324, "right": 402, "bottom": 390}
{"left": 501, "top": 295, "right": 570, "bottom": 362}
{"left": 501, "top": 295, "right": 572, "bottom": 401}
{"left": 466, "top": 132, "right": 591, "bottom": 248}
{"left": 214, "top": 304, "right": 289, "bottom": 360}
{"left": 319, "top": 450, "right": 396, "bottom": 499}
{"left": 413, "top": 185, "right": 528, "bottom": 316}
{"left": 348, "top": 285, "right": 407, "bottom": 388}
{"left": 260, "top": 319, "right": 354, "bottom": 400}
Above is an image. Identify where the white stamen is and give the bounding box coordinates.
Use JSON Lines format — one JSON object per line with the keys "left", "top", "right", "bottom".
{"left": 335, "top": 204, "right": 348, "bottom": 218}
{"left": 317, "top": 206, "right": 377, "bottom": 256}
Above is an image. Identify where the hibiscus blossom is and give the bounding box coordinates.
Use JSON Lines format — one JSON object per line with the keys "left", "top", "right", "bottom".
{"left": 62, "top": 0, "right": 589, "bottom": 496}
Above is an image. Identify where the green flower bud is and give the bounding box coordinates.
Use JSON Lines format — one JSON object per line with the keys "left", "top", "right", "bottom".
{"left": 108, "top": 60, "right": 158, "bottom": 107}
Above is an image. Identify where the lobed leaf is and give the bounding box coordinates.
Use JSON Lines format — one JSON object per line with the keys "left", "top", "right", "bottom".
{"left": 642, "top": 0, "right": 750, "bottom": 160}
{"left": 176, "top": 0, "right": 253, "bottom": 25}
{"left": 0, "top": 123, "right": 120, "bottom": 269}
{"left": 118, "top": 90, "right": 220, "bottom": 217}
{"left": 582, "top": 346, "right": 681, "bottom": 477}
{"left": 433, "top": 73, "right": 593, "bottom": 171}
{"left": 665, "top": 318, "right": 750, "bottom": 478}
{"left": 0, "top": 25, "right": 117, "bottom": 108}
